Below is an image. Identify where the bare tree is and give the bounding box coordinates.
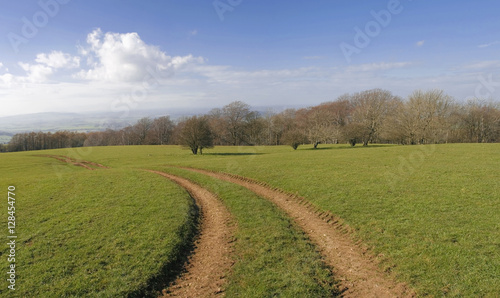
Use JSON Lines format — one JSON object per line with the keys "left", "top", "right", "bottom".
{"left": 147, "top": 116, "right": 174, "bottom": 145}
{"left": 8, "top": 131, "right": 87, "bottom": 152}
{"left": 394, "top": 89, "right": 453, "bottom": 144}
{"left": 460, "top": 99, "right": 500, "bottom": 143}
{"left": 347, "top": 89, "right": 401, "bottom": 146}
{"left": 282, "top": 129, "right": 307, "bottom": 150}
{"left": 6, "top": 89, "right": 499, "bottom": 152}
{"left": 301, "top": 98, "right": 352, "bottom": 148}
{"left": 131, "top": 117, "right": 154, "bottom": 145}
{"left": 207, "top": 108, "right": 226, "bottom": 145}
{"left": 178, "top": 116, "right": 214, "bottom": 154}
{"left": 221, "top": 101, "right": 257, "bottom": 145}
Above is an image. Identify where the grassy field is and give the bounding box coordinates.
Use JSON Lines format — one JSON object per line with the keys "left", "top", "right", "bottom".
{"left": 1, "top": 144, "right": 499, "bottom": 296}
{"left": 0, "top": 152, "right": 197, "bottom": 296}
{"left": 154, "top": 166, "right": 338, "bottom": 296}
{"left": 167, "top": 144, "right": 499, "bottom": 297}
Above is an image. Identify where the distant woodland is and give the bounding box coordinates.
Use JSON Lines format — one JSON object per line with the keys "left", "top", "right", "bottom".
{"left": 3, "top": 89, "right": 500, "bottom": 153}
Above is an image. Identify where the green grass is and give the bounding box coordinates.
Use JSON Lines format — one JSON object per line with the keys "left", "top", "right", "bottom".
{"left": 0, "top": 153, "right": 197, "bottom": 297}
{"left": 1, "top": 143, "right": 499, "bottom": 296}
{"left": 153, "top": 166, "right": 338, "bottom": 297}
{"left": 159, "top": 143, "right": 499, "bottom": 297}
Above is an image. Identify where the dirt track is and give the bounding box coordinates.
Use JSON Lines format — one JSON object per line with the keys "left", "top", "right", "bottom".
{"left": 148, "top": 170, "right": 234, "bottom": 297}
{"left": 38, "top": 155, "right": 109, "bottom": 170}
{"left": 179, "top": 167, "right": 415, "bottom": 298}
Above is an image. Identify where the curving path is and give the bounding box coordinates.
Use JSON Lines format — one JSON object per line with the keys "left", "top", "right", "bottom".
{"left": 147, "top": 170, "right": 235, "bottom": 297}
{"left": 177, "top": 167, "right": 415, "bottom": 298}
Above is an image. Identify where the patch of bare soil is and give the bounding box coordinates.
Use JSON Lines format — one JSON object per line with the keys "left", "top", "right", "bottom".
{"left": 179, "top": 167, "right": 415, "bottom": 298}
{"left": 37, "top": 155, "right": 109, "bottom": 170}
{"left": 147, "top": 170, "right": 235, "bottom": 298}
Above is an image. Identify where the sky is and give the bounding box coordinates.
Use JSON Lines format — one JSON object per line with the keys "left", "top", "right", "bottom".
{"left": 0, "top": 0, "right": 499, "bottom": 117}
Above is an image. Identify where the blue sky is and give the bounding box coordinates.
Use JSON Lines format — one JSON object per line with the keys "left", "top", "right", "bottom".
{"left": 0, "top": 0, "right": 499, "bottom": 117}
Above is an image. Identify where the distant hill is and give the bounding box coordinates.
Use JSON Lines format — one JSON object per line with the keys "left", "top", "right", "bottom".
{"left": 0, "top": 112, "right": 121, "bottom": 134}
{"left": 0, "top": 105, "right": 300, "bottom": 144}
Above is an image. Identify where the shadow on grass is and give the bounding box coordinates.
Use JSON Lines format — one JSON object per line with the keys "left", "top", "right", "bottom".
{"left": 129, "top": 197, "right": 200, "bottom": 297}
{"left": 300, "top": 144, "right": 396, "bottom": 150}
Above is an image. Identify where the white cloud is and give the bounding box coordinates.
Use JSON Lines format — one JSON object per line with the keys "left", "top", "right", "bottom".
{"left": 303, "top": 56, "right": 325, "bottom": 60}
{"left": 76, "top": 28, "right": 203, "bottom": 82}
{"left": 9, "top": 51, "right": 79, "bottom": 83}
{"left": 478, "top": 41, "right": 500, "bottom": 48}
{"left": 35, "top": 51, "right": 80, "bottom": 69}
{"left": 190, "top": 30, "right": 198, "bottom": 36}
{"left": 18, "top": 62, "right": 54, "bottom": 83}
{"left": 0, "top": 26, "right": 498, "bottom": 118}
{"left": 0, "top": 62, "right": 7, "bottom": 73}
{"left": 0, "top": 73, "right": 14, "bottom": 86}
{"left": 416, "top": 40, "right": 425, "bottom": 47}
{"left": 0, "top": 58, "right": 492, "bottom": 117}
{"left": 463, "top": 60, "right": 500, "bottom": 70}
{"left": 346, "top": 62, "right": 413, "bottom": 72}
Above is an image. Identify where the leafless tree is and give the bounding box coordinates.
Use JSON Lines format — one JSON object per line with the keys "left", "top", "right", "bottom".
{"left": 221, "top": 101, "right": 257, "bottom": 145}
{"left": 147, "top": 116, "right": 175, "bottom": 145}
{"left": 132, "top": 117, "right": 154, "bottom": 145}
{"left": 300, "top": 98, "right": 352, "bottom": 148}
{"left": 347, "top": 89, "right": 401, "bottom": 146}
{"left": 381, "top": 89, "right": 453, "bottom": 144}
{"left": 177, "top": 116, "right": 214, "bottom": 154}
{"left": 282, "top": 129, "right": 307, "bottom": 150}
{"left": 459, "top": 99, "right": 500, "bottom": 143}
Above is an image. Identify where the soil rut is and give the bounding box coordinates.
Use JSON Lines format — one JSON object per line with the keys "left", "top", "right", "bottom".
{"left": 178, "top": 167, "right": 415, "bottom": 298}
{"left": 148, "top": 170, "right": 234, "bottom": 297}
{"left": 38, "top": 155, "right": 109, "bottom": 170}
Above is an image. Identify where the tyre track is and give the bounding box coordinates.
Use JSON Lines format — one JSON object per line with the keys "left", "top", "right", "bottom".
{"left": 176, "top": 167, "right": 415, "bottom": 298}
{"left": 147, "top": 170, "right": 235, "bottom": 297}
{"left": 37, "top": 155, "right": 109, "bottom": 170}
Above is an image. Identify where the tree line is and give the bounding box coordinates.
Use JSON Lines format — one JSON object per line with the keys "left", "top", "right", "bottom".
{"left": 4, "top": 89, "right": 500, "bottom": 153}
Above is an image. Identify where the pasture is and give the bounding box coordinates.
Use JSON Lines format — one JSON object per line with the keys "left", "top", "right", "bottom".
{"left": 1, "top": 143, "right": 498, "bottom": 296}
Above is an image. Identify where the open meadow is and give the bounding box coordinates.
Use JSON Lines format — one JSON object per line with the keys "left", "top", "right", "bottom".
{"left": 1, "top": 143, "right": 499, "bottom": 296}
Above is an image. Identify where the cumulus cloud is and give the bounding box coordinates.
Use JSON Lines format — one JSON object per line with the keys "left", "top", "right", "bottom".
{"left": 35, "top": 51, "right": 80, "bottom": 69}
{"left": 76, "top": 28, "right": 203, "bottom": 82}
{"left": 416, "top": 40, "right": 425, "bottom": 47}
{"left": 10, "top": 51, "right": 79, "bottom": 83}
{"left": 18, "top": 62, "right": 54, "bottom": 83}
